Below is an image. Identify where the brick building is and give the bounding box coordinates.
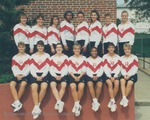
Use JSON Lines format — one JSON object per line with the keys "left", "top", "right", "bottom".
{"left": 18, "top": 0, "right": 116, "bottom": 27}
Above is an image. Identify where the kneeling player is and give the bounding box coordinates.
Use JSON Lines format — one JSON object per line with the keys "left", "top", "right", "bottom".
{"left": 103, "top": 42, "right": 121, "bottom": 112}
{"left": 86, "top": 47, "right": 104, "bottom": 112}
{"left": 30, "top": 41, "right": 50, "bottom": 119}
{"left": 10, "top": 42, "right": 30, "bottom": 112}
{"left": 68, "top": 44, "right": 86, "bottom": 117}
{"left": 50, "top": 43, "right": 68, "bottom": 113}
{"left": 120, "top": 43, "right": 138, "bottom": 107}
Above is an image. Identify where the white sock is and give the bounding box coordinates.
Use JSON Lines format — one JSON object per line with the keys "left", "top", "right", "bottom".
{"left": 75, "top": 101, "right": 80, "bottom": 106}
{"left": 110, "top": 99, "right": 115, "bottom": 103}
{"left": 123, "top": 96, "right": 127, "bottom": 99}
{"left": 38, "top": 102, "right": 41, "bottom": 107}
{"left": 57, "top": 100, "right": 61, "bottom": 104}
{"left": 14, "top": 100, "right": 21, "bottom": 105}
{"left": 92, "top": 98, "right": 98, "bottom": 103}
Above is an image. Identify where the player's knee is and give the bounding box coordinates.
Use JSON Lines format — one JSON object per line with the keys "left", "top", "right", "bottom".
{"left": 87, "top": 82, "right": 93, "bottom": 88}
{"left": 10, "top": 82, "right": 16, "bottom": 88}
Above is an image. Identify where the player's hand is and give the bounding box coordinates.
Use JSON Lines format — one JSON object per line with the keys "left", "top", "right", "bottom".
{"left": 51, "top": 48, "right": 55, "bottom": 54}
{"left": 56, "top": 76, "right": 61, "bottom": 80}
{"left": 82, "top": 46, "right": 87, "bottom": 52}
{"left": 110, "top": 77, "right": 115, "bottom": 82}
{"left": 30, "top": 49, "right": 33, "bottom": 54}
{"left": 64, "top": 45, "right": 69, "bottom": 51}
{"left": 36, "top": 76, "right": 42, "bottom": 81}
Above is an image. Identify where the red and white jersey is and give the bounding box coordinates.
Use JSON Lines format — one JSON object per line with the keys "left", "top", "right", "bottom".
{"left": 29, "top": 25, "right": 47, "bottom": 50}
{"left": 30, "top": 53, "right": 50, "bottom": 77}
{"left": 75, "top": 21, "right": 89, "bottom": 46}
{"left": 47, "top": 26, "right": 60, "bottom": 45}
{"left": 11, "top": 54, "right": 30, "bottom": 77}
{"left": 120, "top": 54, "right": 138, "bottom": 77}
{"left": 68, "top": 55, "right": 86, "bottom": 74}
{"left": 86, "top": 56, "right": 103, "bottom": 78}
{"left": 89, "top": 20, "right": 102, "bottom": 47}
{"left": 102, "top": 23, "right": 118, "bottom": 46}
{"left": 103, "top": 54, "right": 121, "bottom": 78}
{"left": 13, "top": 23, "right": 30, "bottom": 45}
{"left": 50, "top": 54, "right": 68, "bottom": 77}
{"left": 60, "top": 20, "right": 74, "bottom": 45}
{"left": 118, "top": 21, "right": 135, "bottom": 45}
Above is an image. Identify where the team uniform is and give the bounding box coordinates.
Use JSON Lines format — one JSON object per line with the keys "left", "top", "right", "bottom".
{"left": 75, "top": 21, "right": 89, "bottom": 56}
{"left": 68, "top": 55, "right": 86, "bottom": 84}
{"left": 13, "top": 24, "right": 30, "bottom": 54}
{"left": 11, "top": 53, "right": 30, "bottom": 84}
{"left": 30, "top": 25, "right": 48, "bottom": 53}
{"left": 86, "top": 56, "right": 104, "bottom": 83}
{"left": 120, "top": 54, "right": 138, "bottom": 83}
{"left": 60, "top": 20, "right": 75, "bottom": 56}
{"left": 47, "top": 26, "right": 61, "bottom": 55}
{"left": 103, "top": 54, "right": 121, "bottom": 81}
{"left": 102, "top": 23, "right": 118, "bottom": 54}
{"left": 118, "top": 22, "right": 135, "bottom": 56}
{"left": 89, "top": 20, "right": 102, "bottom": 56}
{"left": 50, "top": 54, "right": 68, "bottom": 84}
{"left": 30, "top": 53, "right": 50, "bottom": 84}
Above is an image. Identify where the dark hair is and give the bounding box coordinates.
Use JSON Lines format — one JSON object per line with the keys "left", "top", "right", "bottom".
{"left": 105, "top": 13, "right": 112, "bottom": 18}
{"left": 50, "top": 15, "right": 59, "bottom": 26}
{"left": 90, "top": 47, "right": 97, "bottom": 52}
{"left": 90, "top": 10, "right": 100, "bottom": 22}
{"left": 37, "top": 40, "right": 44, "bottom": 46}
{"left": 36, "top": 13, "right": 45, "bottom": 21}
{"left": 64, "top": 10, "right": 74, "bottom": 19}
{"left": 121, "top": 10, "right": 129, "bottom": 16}
{"left": 77, "top": 11, "right": 84, "bottom": 16}
{"left": 56, "top": 43, "right": 63, "bottom": 48}
{"left": 108, "top": 42, "right": 115, "bottom": 48}
{"left": 19, "top": 13, "right": 28, "bottom": 22}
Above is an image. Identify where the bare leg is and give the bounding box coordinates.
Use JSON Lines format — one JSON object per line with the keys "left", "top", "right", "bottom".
{"left": 59, "top": 82, "right": 67, "bottom": 100}
{"left": 10, "top": 81, "right": 18, "bottom": 101}
{"left": 113, "top": 80, "right": 119, "bottom": 97}
{"left": 18, "top": 81, "right": 27, "bottom": 99}
{"left": 106, "top": 79, "right": 114, "bottom": 99}
{"left": 78, "top": 83, "right": 85, "bottom": 101}
{"left": 95, "top": 82, "right": 103, "bottom": 99}
{"left": 50, "top": 82, "right": 60, "bottom": 101}
{"left": 87, "top": 81, "right": 95, "bottom": 99}
{"left": 126, "top": 81, "right": 134, "bottom": 97}
{"left": 31, "top": 83, "right": 39, "bottom": 106}
{"left": 120, "top": 79, "right": 126, "bottom": 97}
{"left": 70, "top": 83, "right": 78, "bottom": 102}
{"left": 39, "top": 82, "right": 48, "bottom": 103}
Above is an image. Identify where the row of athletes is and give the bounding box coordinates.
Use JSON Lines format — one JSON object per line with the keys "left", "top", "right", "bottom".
{"left": 13, "top": 10, "right": 135, "bottom": 57}
{"left": 10, "top": 40, "right": 138, "bottom": 119}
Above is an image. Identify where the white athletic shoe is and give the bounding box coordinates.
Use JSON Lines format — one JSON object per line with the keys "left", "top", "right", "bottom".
{"left": 120, "top": 98, "right": 124, "bottom": 106}
{"left": 111, "top": 102, "right": 117, "bottom": 112}
{"left": 92, "top": 102, "right": 100, "bottom": 112}
{"left": 54, "top": 103, "right": 59, "bottom": 110}
{"left": 32, "top": 106, "right": 41, "bottom": 119}
{"left": 72, "top": 105, "right": 76, "bottom": 113}
{"left": 122, "top": 99, "right": 129, "bottom": 107}
{"left": 11, "top": 102, "right": 16, "bottom": 108}
{"left": 58, "top": 101, "right": 64, "bottom": 113}
{"left": 75, "top": 105, "right": 82, "bottom": 117}
{"left": 107, "top": 101, "right": 112, "bottom": 108}
{"left": 13, "top": 102, "right": 22, "bottom": 112}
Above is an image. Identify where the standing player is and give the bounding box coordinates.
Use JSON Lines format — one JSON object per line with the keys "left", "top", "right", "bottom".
{"left": 86, "top": 47, "right": 104, "bottom": 112}
{"left": 30, "top": 41, "right": 50, "bottom": 119}
{"left": 60, "top": 11, "right": 75, "bottom": 57}
{"left": 102, "top": 13, "right": 118, "bottom": 54}
{"left": 75, "top": 11, "right": 89, "bottom": 56}
{"left": 30, "top": 14, "right": 48, "bottom": 54}
{"left": 10, "top": 42, "right": 30, "bottom": 112}
{"left": 68, "top": 44, "right": 86, "bottom": 117}
{"left": 120, "top": 43, "right": 138, "bottom": 107}
{"left": 89, "top": 10, "right": 102, "bottom": 56}
{"left": 103, "top": 42, "right": 121, "bottom": 112}
{"left": 13, "top": 13, "right": 30, "bottom": 54}
{"left": 47, "top": 16, "right": 60, "bottom": 55}
{"left": 118, "top": 10, "right": 135, "bottom": 56}
{"left": 50, "top": 43, "right": 68, "bottom": 113}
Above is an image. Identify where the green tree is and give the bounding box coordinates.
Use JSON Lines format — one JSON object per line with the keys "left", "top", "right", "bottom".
{"left": 129, "top": 0, "right": 150, "bottom": 17}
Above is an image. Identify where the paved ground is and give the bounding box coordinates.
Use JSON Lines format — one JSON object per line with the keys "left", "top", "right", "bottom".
{"left": 135, "top": 70, "right": 150, "bottom": 120}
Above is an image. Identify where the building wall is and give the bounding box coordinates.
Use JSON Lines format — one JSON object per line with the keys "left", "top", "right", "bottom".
{"left": 18, "top": 0, "right": 117, "bottom": 27}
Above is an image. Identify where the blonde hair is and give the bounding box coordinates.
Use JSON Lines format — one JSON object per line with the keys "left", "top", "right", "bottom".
{"left": 18, "top": 42, "right": 25, "bottom": 47}
{"left": 123, "top": 43, "right": 132, "bottom": 50}
{"left": 73, "top": 43, "right": 81, "bottom": 49}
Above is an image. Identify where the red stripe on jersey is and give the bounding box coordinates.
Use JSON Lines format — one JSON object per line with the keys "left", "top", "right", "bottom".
{"left": 76, "top": 26, "right": 90, "bottom": 35}
{"left": 12, "top": 59, "right": 30, "bottom": 70}
{"left": 103, "top": 59, "right": 121, "bottom": 71}
{"left": 69, "top": 60, "right": 86, "bottom": 72}
{"left": 118, "top": 27, "right": 135, "bottom": 38}
{"left": 90, "top": 26, "right": 102, "bottom": 34}
{"left": 30, "top": 58, "right": 49, "bottom": 70}
{"left": 121, "top": 59, "right": 138, "bottom": 72}
{"left": 51, "top": 59, "right": 68, "bottom": 71}
{"left": 13, "top": 28, "right": 29, "bottom": 38}
{"left": 30, "top": 31, "right": 47, "bottom": 40}
{"left": 60, "top": 25, "right": 74, "bottom": 35}
{"left": 87, "top": 62, "right": 103, "bottom": 72}
{"left": 102, "top": 27, "right": 117, "bottom": 38}
{"left": 47, "top": 31, "right": 60, "bottom": 41}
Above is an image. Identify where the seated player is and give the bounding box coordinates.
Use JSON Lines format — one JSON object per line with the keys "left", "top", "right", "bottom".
{"left": 30, "top": 41, "right": 50, "bottom": 119}
{"left": 50, "top": 43, "right": 68, "bottom": 113}
{"left": 10, "top": 42, "right": 30, "bottom": 112}
{"left": 103, "top": 42, "right": 121, "bottom": 112}
{"left": 68, "top": 44, "right": 86, "bottom": 117}
{"left": 120, "top": 43, "right": 138, "bottom": 107}
{"left": 86, "top": 47, "right": 104, "bottom": 112}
